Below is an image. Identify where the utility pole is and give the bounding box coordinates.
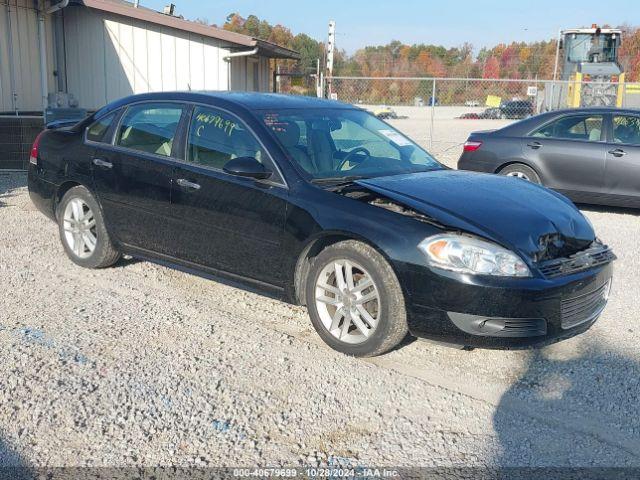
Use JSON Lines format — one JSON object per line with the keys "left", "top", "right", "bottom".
{"left": 316, "top": 58, "right": 323, "bottom": 98}
{"left": 326, "top": 20, "right": 336, "bottom": 99}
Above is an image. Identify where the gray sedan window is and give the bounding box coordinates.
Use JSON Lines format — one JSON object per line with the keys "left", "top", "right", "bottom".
{"left": 532, "top": 115, "right": 604, "bottom": 142}
{"left": 612, "top": 116, "right": 640, "bottom": 145}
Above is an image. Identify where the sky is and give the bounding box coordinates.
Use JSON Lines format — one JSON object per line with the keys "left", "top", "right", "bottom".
{"left": 140, "top": 0, "right": 640, "bottom": 54}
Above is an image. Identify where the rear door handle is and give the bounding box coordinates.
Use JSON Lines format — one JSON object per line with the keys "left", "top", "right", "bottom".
{"left": 608, "top": 148, "right": 626, "bottom": 157}
{"left": 93, "top": 158, "right": 113, "bottom": 169}
{"left": 176, "top": 178, "right": 201, "bottom": 190}
{"left": 527, "top": 141, "right": 542, "bottom": 149}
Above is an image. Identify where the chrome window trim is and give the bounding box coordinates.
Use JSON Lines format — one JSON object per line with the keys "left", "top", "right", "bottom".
{"left": 85, "top": 98, "right": 288, "bottom": 189}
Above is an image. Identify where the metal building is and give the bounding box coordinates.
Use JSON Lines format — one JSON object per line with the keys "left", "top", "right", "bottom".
{"left": 0, "top": 0, "right": 300, "bottom": 114}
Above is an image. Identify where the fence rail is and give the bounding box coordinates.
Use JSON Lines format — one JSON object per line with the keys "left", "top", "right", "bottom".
{"left": 325, "top": 76, "right": 640, "bottom": 112}
{"left": 275, "top": 75, "right": 640, "bottom": 163}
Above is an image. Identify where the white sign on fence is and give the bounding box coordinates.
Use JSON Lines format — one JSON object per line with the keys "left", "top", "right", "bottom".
{"left": 527, "top": 86, "right": 538, "bottom": 97}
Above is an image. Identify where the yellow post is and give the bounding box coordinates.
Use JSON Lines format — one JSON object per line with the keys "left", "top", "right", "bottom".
{"left": 568, "top": 72, "right": 583, "bottom": 108}
{"left": 617, "top": 73, "right": 626, "bottom": 107}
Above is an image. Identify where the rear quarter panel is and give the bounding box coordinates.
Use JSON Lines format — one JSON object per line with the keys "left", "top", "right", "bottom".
{"left": 29, "top": 128, "right": 94, "bottom": 216}
{"left": 458, "top": 133, "right": 526, "bottom": 173}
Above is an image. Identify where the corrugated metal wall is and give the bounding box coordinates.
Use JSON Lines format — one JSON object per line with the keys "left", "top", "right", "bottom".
{"left": 63, "top": 6, "right": 238, "bottom": 110}
{"left": 230, "top": 56, "right": 271, "bottom": 92}
{"left": 1, "top": 2, "right": 274, "bottom": 113}
{"left": 0, "top": 0, "right": 55, "bottom": 113}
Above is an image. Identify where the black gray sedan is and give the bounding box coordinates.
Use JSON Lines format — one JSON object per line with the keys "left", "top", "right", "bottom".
{"left": 458, "top": 107, "right": 640, "bottom": 208}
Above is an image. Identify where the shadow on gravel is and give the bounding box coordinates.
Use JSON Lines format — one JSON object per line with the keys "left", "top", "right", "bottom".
{"left": 0, "top": 437, "right": 31, "bottom": 479}
{"left": 0, "top": 173, "right": 27, "bottom": 209}
{"left": 493, "top": 346, "right": 640, "bottom": 468}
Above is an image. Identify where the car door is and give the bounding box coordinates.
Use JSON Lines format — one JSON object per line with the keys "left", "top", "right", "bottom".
{"left": 524, "top": 113, "right": 607, "bottom": 201}
{"left": 169, "top": 104, "right": 289, "bottom": 286}
{"left": 91, "top": 102, "right": 185, "bottom": 253}
{"left": 603, "top": 113, "right": 640, "bottom": 207}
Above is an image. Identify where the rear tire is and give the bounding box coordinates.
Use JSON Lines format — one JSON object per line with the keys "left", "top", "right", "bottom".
{"left": 57, "top": 185, "right": 121, "bottom": 269}
{"left": 305, "top": 240, "right": 409, "bottom": 357}
{"left": 499, "top": 163, "right": 541, "bottom": 184}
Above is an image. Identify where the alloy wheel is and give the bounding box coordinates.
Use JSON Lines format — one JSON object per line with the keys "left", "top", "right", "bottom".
{"left": 314, "top": 259, "right": 380, "bottom": 344}
{"left": 506, "top": 171, "right": 530, "bottom": 181}
{"left": 63, "top": 198, "right": 97, "bottom": 259}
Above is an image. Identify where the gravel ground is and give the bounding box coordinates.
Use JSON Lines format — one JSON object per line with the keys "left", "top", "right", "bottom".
{"left": 1, "top": 118, "right": 640, "bottom": 469}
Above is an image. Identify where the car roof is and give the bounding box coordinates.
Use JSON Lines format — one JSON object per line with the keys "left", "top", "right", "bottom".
{"left": 96, "top": 91, "right": 357, "bottom": 117}
{"left": 497, "top": 106, "right": 640, "bottom": 135}
{"left": 543, "top": 107, "right": 640, "bottom": 115}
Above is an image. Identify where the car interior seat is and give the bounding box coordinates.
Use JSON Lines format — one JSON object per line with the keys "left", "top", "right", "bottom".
{"left": 120, "top": 123, "right": 175, "bottom": 156}
{"left": 588, "top": 128, "right": 602, "bottom": 142}
{"left": 190, "top": 123, "right": 233, "bottom": 169}
{"left": 309, "top": 129, "right": 335, "bottom": 173}
{"left": 272, "top": 122, "right": 316, "bottom": 173}
{"left": 614, "top": 124, "right": 637, "bottom": 144}
{"left": 230, "top": 128, "right": 260, "bottom": 161}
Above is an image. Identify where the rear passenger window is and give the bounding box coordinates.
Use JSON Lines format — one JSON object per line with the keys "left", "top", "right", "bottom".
{"left": 116, "top": 103, "right": 183, "bottom": 157}
{"left": 533, "top": 115, "right": 603, "bottom": 142}
{"left": 86, "top": 112, "right": 117, "bottom": 143}
{"left": 187, "top": 106, "right": 266, "bottom": 169}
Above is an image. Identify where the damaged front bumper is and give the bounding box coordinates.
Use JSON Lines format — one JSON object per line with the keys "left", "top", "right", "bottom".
{"left": 397, "top": 259, "right": 613, "bottom": 349}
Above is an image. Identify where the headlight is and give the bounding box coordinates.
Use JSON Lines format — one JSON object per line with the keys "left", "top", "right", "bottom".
{"left": 418, "top": 233, "right": 531, "bottom": 277}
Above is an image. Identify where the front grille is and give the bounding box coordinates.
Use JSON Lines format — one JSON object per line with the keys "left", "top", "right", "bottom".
{"left": 561, "top": 281, "right": 611, "bottom": 329}
{"left": 538, "top": 244, "right": 615, "bottom": 279}
{"left": 499, "top": 318, "right": 547, "bottom": 337}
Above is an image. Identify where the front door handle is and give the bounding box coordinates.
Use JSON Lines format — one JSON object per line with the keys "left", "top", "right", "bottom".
{"left": 176, "top": 178, "right": 201, "bottom": 190}
{"left": 93, "top": 158, "right": 113, "bottom": 169}
{"left": 608, "top": 148, "right": 626, "bottom": 157}
{"left": 527, "top": 141, "right": 542, "bottom": 149}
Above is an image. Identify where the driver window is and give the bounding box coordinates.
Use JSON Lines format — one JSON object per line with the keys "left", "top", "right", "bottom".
{"left": 188, "top": 106, "right": 265, "bottom": 170}
{"left": 612, "top": 116, "right": 640, "bottom": 145}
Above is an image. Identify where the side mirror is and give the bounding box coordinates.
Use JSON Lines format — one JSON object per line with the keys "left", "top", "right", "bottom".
{"left": 223, "top": 156, "right": 273, "bottom": 180}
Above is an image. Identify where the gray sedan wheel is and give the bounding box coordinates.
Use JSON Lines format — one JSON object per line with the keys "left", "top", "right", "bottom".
{"left": 499, "top": 163, "right": 541, "bottom": 184}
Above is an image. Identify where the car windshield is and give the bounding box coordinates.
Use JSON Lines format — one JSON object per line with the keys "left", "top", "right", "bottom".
{"left": 258, "top": 108, "right": 443, "bottom": 181}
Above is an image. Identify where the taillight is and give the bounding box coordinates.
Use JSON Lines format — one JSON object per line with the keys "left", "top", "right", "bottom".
{"left": 463, "top": 140, "right": 482, "bottom": 152}
{"left": 29, "top": 131, "right": 45, "bottom": 166}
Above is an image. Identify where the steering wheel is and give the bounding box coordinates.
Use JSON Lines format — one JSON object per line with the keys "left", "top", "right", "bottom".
{"left": 337, "top": 147, "right": 371, "bottom": 171}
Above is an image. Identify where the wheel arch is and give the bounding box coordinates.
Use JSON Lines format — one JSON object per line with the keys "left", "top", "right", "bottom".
{"left": 495, "top": 160, "right": 544, "bottom": 182}
{"left": 54, "top": 181, "right": 83, "bottom": 217}
{"left": 292, "top": 231, "right": 398, "bottom": 306}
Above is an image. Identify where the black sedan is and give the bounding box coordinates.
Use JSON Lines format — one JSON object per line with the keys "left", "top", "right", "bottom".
{"left": 459, "top": 107, "right": 640, "bottom": 208}
{"left": 28, "top": 93, "right": 614, "bottom": 356}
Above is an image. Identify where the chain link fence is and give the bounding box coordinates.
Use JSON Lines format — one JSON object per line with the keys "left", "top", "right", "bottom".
{"left": 273, "top": 72, "right": 320, "bottom": 97}
{"left": 284, "top": 76, "right": 640, "bottom": 166}
{"left": 327, "top": 76, "right": 640, "bottom": 111}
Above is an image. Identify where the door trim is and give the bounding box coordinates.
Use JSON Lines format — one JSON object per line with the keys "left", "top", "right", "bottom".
{"left": 121, "top": 243, "right": 286, "bottom": 296}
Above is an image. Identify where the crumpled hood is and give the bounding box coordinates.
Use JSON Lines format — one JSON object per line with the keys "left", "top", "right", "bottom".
{"left": 356, "top": 170, "right": 595, "bottom": 260}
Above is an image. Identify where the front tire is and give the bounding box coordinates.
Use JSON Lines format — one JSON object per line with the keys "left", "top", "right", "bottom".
{"left": 305, "top": 240, "right": 409, "bottom": 357}
{"left": 499, "top": 163, "right": 541, "bottom": 184}
{"left": 57, "top": 185, "right": 121, "bottom": 269}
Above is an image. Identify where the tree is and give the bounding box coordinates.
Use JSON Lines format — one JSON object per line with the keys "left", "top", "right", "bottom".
{"left": 483, "top": 56, "right": 500, "bottom": 79}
